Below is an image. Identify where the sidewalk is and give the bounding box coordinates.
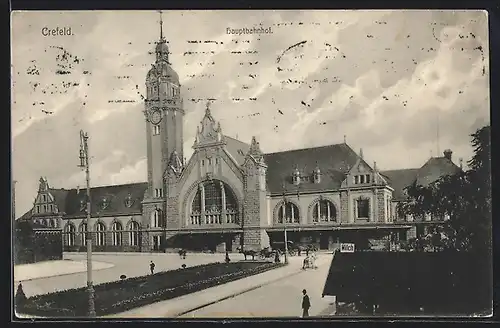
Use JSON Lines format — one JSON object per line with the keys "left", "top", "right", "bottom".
{"left": 105, "top": 254, "right": 332, "bottom": 318}
{"left": 14, "top": 259, "right": 114, "bottom": 282}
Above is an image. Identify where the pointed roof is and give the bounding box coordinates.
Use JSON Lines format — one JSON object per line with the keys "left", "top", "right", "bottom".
{"left": 247, "top": 136, "right": 264, "bottom": 162}
{"left": 193, "top": 102, "right": 224, "bottom": 148}
{"left": 167, "top": 150, "right": 184, "bottom": 175}
{"left": 381, "top": 155, "right": 461, "bottom": 200}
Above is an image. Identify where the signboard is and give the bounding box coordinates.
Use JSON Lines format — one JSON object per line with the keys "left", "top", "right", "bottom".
{"left": 340, "top": 243, "right": 355, "bottom": 253}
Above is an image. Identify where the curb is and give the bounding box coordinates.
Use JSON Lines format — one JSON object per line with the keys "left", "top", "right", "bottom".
{"left": 172, "top": 264, "right": 312, "bottom": 317}
{"left": 14, "top": 262, "right": 115, "bottom": 283}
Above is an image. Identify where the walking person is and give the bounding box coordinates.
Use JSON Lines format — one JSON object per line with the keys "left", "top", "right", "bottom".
{"left": 301, "top": 289, "right": 311, "bottom": 317}
{"left": 150, "top": 260, "right": 155, "bottom": 275}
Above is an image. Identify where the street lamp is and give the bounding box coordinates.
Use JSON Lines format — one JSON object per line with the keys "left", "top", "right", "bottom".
{"left": 78, "top": 130, "right": 96, "bottom": 317}
{"left": 281, "top": 183, "right": 289, "bottom": 265}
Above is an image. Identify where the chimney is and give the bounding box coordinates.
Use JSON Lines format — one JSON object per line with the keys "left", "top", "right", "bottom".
{"left": 443, "top": 149, "right": 452, "bottom": 161}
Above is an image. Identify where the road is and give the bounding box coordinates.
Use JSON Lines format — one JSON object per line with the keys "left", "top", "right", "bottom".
{"left": 179, "top": 254, "right": 337, "bottom": 318}
{"left": 17, "top": 252, "right": 242, "bottom": 297}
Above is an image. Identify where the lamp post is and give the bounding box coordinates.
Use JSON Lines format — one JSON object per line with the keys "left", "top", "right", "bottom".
{"left": 281, "top": 184, "right": 288, "bottom": 265}
{"left": 78, "top": 130, "right": 96, "bottom": 317}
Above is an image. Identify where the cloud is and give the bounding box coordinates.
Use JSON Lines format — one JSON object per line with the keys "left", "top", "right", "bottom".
{"left": 11, "top": 10, "right": 490, "bottom": 218}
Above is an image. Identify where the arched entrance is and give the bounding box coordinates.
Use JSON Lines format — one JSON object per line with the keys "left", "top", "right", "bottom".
{"left": 182, "top": 179, "right": 241, "bottom": 252}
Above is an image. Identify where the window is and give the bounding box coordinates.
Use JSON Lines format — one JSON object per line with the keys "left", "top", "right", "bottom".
{"left": 42, "top": 205, "right": 46, "bottom": 213}
{"left": 277, "top": 201, "right": 300, "bottom": 224}
{"left": 202, "top": 160, "right": 205, "bottom": 166}
{"left": 65, "top": 224, "right": 76, "bottom": 246}
{"left": 80, "top": 223, "right": 88, "bottom": 246}
{"left": 360, "top": 175, "right": 365, "bottom": 184}
{"left": 151, "top": 210, "right": 160, "bottom": 228}
{"left": 366, "top": 174, "right": 371, "bottom": 183}
{"left": 190, "top": 181, "right": 239, "bottom": 225}
{"left": 129, "top": 221, "right": 140, "bottom": 246}
{"left": 111, "top": 222, "right": 122, "bottom": 246}
{"left": 312, "top": 199, "right": 337, "bottom": 222}
{"left": 354, "top": 176, "right": 359, "bottom": 184}
{"left": 154, "top": 188, "right": 163, "bottom": 198}
{"left": 153, "top": 125, "right": 160, "bottom": 135}
{"left": 52, "top": 219, "right": 57, "bottom": 228}
{"left": 357, "top": 198, "right": 370, "bottom": 218}
{"left": 47, "top": 204, "right": 52, "bottom": 212}
{"left": 215, "top": 158, "right": 219, "bottom": 164}
{"left": 35, "top": 205, "right": 40, "bottom": 213}
{"left": 42, "top": 194, "right": 46, "bottom": 202}
{"left": 96, "top": 222, "right": 106, "bottom": 246}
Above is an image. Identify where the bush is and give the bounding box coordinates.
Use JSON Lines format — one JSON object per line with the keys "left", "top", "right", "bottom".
{"left": 18, "top": 261, "right": 284, "bottom": 317}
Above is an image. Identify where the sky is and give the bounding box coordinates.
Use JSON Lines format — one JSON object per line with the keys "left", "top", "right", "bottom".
{"left": 11, "top": 10, "right": 490, "bottom": 218}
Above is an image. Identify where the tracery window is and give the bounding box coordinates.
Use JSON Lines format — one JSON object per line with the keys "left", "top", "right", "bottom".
{"left": 111, "top": 222, "right": 122, "bottom": 246}
{"left": 80, "top": 222, "right": 88, "bottom": 246}
{"left": 65, "top": 224, "right": 76, "bottom": 246}
{"left": 312, "top": 199, "right": 337, "bottom": 222}
{"left": 129, "top": 221, "right": 140, "bottom": 246}
{"left": 277, "top": 201, "right": 300, "bottom": 224}
{"left": 96, "top": 222, "right": 106, "bottom": 246}
{"left": 189, "top": 180, "right": 239, "bottom": 225}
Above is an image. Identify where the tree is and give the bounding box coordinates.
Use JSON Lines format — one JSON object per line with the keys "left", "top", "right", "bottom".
{"left": 398, "top": 125, "right": 491, "bottom": 253}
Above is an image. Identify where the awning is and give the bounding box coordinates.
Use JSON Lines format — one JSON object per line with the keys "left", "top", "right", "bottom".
{"left": 174, "top": 229, "right": 243, "bottom": 234}
{"left": 265, "top": 224, "right": 412, "bottom": 232}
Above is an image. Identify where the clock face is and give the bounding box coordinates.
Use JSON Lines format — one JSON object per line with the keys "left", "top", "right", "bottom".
{"left": 150, "top": 108, "right": 162, "bottom": 125}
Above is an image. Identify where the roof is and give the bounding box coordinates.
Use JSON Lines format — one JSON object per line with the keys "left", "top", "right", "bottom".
{"left": 63, "top": 182, "right": 148, "bottom": 218}
{"left": 380, "top": 169, "right": 420, "bottom": 200}
{"left": 224, "top": 136, "right": 250, "bottom": 166}
{"left": 415, "top": 157, "right": 461, "bottom": 186}
{"left": 381, "top": 156, "right": 461, "bottom": 201}
{"left": 263, "top": 143, "right": 359, "bottom": 193}
{"left": 22, "top": 182, "right": 148, "bottom": 219}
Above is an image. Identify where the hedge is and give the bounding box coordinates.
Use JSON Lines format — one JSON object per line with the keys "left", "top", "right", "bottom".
{"left": 17, "top": 261, "right": 284, "bottom": 317}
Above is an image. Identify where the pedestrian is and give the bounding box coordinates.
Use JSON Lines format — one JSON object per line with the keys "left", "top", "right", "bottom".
{"left": 301, "top": 289, "right": 310, "bottom": 317}
{"left": 150, "top": 260, "right": 155, "bottom": 275}
{"left": 225, "top": 250, "right": 231, "bottom": 263}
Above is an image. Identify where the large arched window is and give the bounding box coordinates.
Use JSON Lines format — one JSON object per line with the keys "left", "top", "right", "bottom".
{"left": 277, "top": 201, "right": 300, "bottom": 224}
{"left": 189, "top": 180, "right": 239, "bottom": 225}
{"left": 312, "top": 199, "right": 337, "bottom": 222}
{"left": 65, "top": 223, "right": 76, "bottom": 246}
{"left": 96, "top": 222, "right": 106, "bottom": 246}
{"left": 129, "top": 221, "right": 140, "bottom": 246}
{"left": 111, "top": 221, "right": 122, "bottom": 246}
{"left": 79, "top": 222, "right": 88, "bottom": 246}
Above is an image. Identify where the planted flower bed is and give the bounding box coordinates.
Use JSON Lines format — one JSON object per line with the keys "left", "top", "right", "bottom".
{"left": 17, "top": 261, "right": 284, "bottom": 317}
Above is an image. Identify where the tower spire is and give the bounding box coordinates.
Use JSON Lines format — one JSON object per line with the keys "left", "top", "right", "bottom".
{"left": 159, "top": 10, "right": 164, "bottom": 41}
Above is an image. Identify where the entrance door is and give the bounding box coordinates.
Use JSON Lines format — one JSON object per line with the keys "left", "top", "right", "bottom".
{"left": 152, "top": 235, "right": 161, "bottom": 251}
{"left": 319, "top": 233, "right": 329, "bottom": 250}
{"left": 225, "top": 235, "right": 233, "bottom": 252}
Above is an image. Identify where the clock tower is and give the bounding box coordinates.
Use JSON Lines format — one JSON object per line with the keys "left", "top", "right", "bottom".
{"left": 143, "top": 12, "right": 184, "bottom": 233}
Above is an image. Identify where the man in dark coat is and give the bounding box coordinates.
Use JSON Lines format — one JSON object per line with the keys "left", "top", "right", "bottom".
{"left": 302, "top": 289, "right": 311, "bottom": 317}
{"left": 150, "top": 260, "right": 155, "bottom": 275}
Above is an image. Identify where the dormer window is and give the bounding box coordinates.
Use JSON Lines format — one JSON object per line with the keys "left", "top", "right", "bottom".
{"left": 314, "top": 166, "right": 321, "bottom": 183}
{"left": 293, "top": 168, "right": 301, "bottom": 185}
